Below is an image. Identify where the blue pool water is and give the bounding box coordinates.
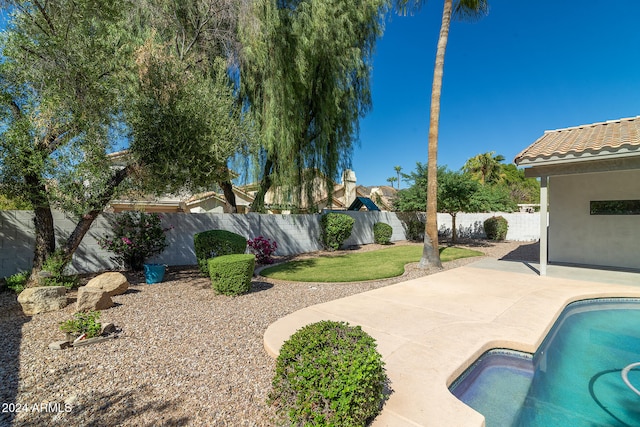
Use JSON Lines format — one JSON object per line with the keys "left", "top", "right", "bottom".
{"left": 450, "top": 299, "right": 640, "bottom": 426}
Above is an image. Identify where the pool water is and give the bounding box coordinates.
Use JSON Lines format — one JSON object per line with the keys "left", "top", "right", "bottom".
{"left": 450, "top": 299, "right": 640, "bottom": 426}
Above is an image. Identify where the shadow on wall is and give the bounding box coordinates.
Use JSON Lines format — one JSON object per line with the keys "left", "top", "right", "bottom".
{"left": 0, "top": 211, "right": 36, "bottom": 278}
{"left": 438, "top": 220, "right": 486, "bottom": 240}
{"left": 0, "top": 293, "right": 29, "bottom": 427}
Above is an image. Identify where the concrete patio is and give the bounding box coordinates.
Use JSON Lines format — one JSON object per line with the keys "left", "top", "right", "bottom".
{"left": 263, "top": 259, "right": 640, "bottom": 426}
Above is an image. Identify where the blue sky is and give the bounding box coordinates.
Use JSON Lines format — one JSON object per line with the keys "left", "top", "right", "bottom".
{"left": 354, "top": 0, "right": 640, "bottom": 187}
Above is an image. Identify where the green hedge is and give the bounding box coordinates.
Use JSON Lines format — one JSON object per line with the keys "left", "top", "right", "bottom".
{"left": 484, "top": 216, "right": 509, "bottom": 241}
{"left": 208, "top": 254, "right": 255, "bottom": 296}
{"left": 320, "top": 213, "right": 354, "bottom": 250}
{"left": 194, "top": 230, "right": 247, "bottom": 275}
{"left": 373, "top": 222, "right": 393, "bottom": 245}
{"left": 269, "top": 320, "right": 386, "bottom": 426}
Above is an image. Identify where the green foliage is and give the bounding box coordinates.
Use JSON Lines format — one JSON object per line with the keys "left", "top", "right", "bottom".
{"left": 5, "top": 271, "right": 29, "bottom": 294}
{"left": 373, "top": 222, "right": 393, "bottom": 245}
{"left": 320, "top": 213, "right": 355, "bottom": 250}
{"left": 40, "top": 250, "right": 77, "bottom": 289}
{"left": 501, "top": 164, "right": 540, "bottom": 204}
{"left": 59, "top": 311, "right": 102, "bottom": 339}
{"left": 194, "top": 230, "right": 248, "bottom": 275}
{"left": 395, "top": 212, "right": 425, "bottom": 241}
{"left": 462, "top": 151, "right": 505, "bottom": 185}
{"left": 269, "top": 320, "right": 386, "bottom": 427}
{"left": 438, "top": 169, "right": 479, "bottom": 214}
{"left": 0, "top": 195, "right": 32, "bottom": 210}
{"left": 208, "top": 254, "right": 255, "bottom": 296}
{"left": 127, "top": 39, "right": 253, "bottom": 195}
{"left": 469, "top": 184, "right": 516, "bottom": 213}
{"left": 98, "top": 212, "right": 171, "bottom": 271}
{"left": 241, "top": 0, "right": 389, "bottom": 211}
{"left": 393, "top": 162, "right": 429, "bottom": 212}
{"left": 484, "top": 216, "right": 509, "bottom": 241}
{"left": 406, "top": 219, "right": 425, "bottom": 241}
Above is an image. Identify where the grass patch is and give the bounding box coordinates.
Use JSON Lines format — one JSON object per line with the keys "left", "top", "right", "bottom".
{"left": 260, "top": 245, "right": 483, "bottom": 282}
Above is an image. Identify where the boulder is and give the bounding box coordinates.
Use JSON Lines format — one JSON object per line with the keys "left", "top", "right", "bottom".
{"left": 76, "top": 286, "right": 114, "bottom": 312}
{"left": 85, "top": 272, "right": 129, "bottom": 296}
{"left": 17, "top": 286, "right": 68, "bottom": 316}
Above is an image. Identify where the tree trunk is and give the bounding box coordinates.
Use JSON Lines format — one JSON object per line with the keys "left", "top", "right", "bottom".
{"left": 26, "top": 173, "right": 55, "bottom": 287}
{"left": 419, "top": 0, "right": 452, "bottom": 270}
{"left": 219, "top": 180, "right": 237, "bottom": 213}
{"left": 451, "top": 212, "right": 457, "bottom": 243}
{"left": 251, "top": 157, "right": 274, "bottom": 213}
{"left": 61, "top": 165, "right": 133, "bottom": 260}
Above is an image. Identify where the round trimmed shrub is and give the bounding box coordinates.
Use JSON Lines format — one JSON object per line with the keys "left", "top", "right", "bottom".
{"left": 484, "top": 216, "right": 508, "bottom": 241}
{"left": 269, "top": 320, "right": 386, "bottom": 426}
{"left": 320, "top": 213, "right": 355, "bottom": 250}
{"left": 208, "top": 254, "right": 255, "bottom": 296}
{"left": 194, "top": 230, "right": 247, "bottom": 275}
{"left": 373, "top": 222, "right": 393, "bottom": 245}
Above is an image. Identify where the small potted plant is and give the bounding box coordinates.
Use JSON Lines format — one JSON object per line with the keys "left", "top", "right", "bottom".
{"left": 98, "top": 211, "right": 173, "bottom": 283}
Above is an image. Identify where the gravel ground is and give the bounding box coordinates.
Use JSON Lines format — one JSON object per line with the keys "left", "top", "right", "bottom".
{"left": 0, "top": 240, "right": 538, "bottom": 427}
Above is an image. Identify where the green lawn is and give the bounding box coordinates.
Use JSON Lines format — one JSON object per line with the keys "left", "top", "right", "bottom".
{"left": 259, "top": 245, "right": 483, "bottom": 282}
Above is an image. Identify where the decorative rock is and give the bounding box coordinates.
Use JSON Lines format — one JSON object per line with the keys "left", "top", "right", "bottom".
{"left": 76, "top": 286, "right": 114, "bottom": 312}
{"left": 17, "top": 286, "right": 68, "bottom": 316}
{"left": 49, "top": 340, "right": 72, "bottom": 350}
{"left": 85, "top": 272, "right": 129, "bottom": 296}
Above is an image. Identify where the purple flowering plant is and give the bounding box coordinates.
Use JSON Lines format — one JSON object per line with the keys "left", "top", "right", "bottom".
{"left": 98, "top": 211, "right": 172, "bottom": 271}
{"left": 247, "top": 236, "right": 278, "bottom": 264}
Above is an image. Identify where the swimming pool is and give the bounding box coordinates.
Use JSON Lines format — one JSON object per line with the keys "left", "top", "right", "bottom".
{"left": 450, "top": 298, "right": 640, "bottom": 426}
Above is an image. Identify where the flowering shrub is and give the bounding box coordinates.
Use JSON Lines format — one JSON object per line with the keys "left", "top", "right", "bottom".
{"left": 98, "top": 211, "right": 172, "bottom": 271}
{"left": 247, "top": 236, "right": 278, "bottom": 264}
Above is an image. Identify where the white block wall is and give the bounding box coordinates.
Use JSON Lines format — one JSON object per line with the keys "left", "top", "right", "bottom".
{"left": 0, "top": 210, "right": 540, "bottom": 277}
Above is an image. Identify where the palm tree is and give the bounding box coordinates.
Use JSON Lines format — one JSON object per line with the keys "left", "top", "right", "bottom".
{"left": 463, "top": 151, "right": 505, "bottom": 184}
{"left": 394, "top": 0, "right": 488, "bottom": 269}
{"left": 394, "top": 165, "right": 402, "bottom": 189}
{"left": 387, "top": 176, "right": 398, "bottom": 188}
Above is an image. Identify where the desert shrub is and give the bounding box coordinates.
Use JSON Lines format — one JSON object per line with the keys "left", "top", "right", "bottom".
{"left": 269, "top": 320, "right": 386, "bottom": 426}
{"left": 320, "top": 213, "right": 354, "bottom": 250}
{"left": 406, "top": 219, "right": 425, "bottom": 241}
{"left": 484, "top": 216, "right": 509, "bottom": 241}
{"left": 208, "top": 254, "right": 255, "bottom": 296}
{"left": 194, "top": 230, "right": 247, "bottom": 275}
{"left": 5, "top": 271, "right": 28, "bottom": 293}
{"left": 59, "top": 311, "right": 102, "bottom": 338}
{"left": 247, "top": 236, "right": 278, "bottom": 264}
{"left": 40, "top": 250, "right": 77, "bottom": 289}
{"left": 373, "top": 222, "right": 393, "bottom": 245}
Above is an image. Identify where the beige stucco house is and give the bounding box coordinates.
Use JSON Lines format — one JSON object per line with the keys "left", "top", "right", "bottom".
{"left": 515, "top": 116, "right": 640, "bottom": 274}
{"left": 106, "top": 150, "right": 378, "bottom": 213}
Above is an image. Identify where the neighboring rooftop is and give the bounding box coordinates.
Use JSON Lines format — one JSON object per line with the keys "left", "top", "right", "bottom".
{"left": 515, "top": 116, "right": 640, "bottom": 165}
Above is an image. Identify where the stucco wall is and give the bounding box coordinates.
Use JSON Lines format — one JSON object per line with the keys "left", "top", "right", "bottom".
{"left": 0, "top": 210, "right": 539, "bottom": 277}
{"left": 549, "top": 170, "right": 640, "bottom": 269}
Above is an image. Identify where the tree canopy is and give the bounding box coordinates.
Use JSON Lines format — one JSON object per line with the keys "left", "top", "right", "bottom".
{"left": 0, "top": 0, "right": 254, "bottom": 283}
{"left": 394, "top": 154, "right": 537, "bottom": 214}
{"left": 240, "top": 0, "right": 389, "bottom": 211}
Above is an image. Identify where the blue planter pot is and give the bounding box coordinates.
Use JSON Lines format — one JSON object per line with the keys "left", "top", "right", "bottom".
{"left": 144, "top": 263, "right": 166, "bottom": 284}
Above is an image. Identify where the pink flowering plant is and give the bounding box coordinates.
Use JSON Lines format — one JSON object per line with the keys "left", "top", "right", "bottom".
{"left": 98, "top": 211, "right": 172, "bottom": 271}
{"left": 247, "top": 236, "right": 278, "bottom": 264}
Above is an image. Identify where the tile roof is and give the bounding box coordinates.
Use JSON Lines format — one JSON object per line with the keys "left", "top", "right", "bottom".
{"left": 515, "top": 116, "right": 640, "bottom": 165}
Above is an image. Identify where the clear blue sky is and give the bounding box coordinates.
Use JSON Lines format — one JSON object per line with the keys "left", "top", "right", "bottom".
{"left": 354, "top": 0, "right": 640, "bottom": 187}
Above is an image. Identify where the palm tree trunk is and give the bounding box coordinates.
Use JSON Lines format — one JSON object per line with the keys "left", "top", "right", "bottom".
{"left": 419, "top": 0, "right": 452, "bottom": 269}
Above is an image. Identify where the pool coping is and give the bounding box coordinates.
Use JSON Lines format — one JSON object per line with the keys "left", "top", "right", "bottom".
{"left": 263, "top": 259, "right": 640, "bottom": 426}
